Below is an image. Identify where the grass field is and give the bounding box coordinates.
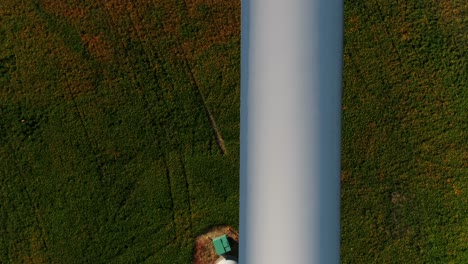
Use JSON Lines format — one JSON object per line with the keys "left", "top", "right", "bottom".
{"left": 0, "top": 0, "right": 466, "bottom": 263}
{"left": 341, "top": 0, "right": 467, "bottom": 262}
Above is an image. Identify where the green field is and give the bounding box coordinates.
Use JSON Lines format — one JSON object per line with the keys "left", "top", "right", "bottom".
{"left": 0, "top": 0, "right": 466, "bottom": 263}
{"left": 341, "top": 1, "right": 467, "bottom": 262}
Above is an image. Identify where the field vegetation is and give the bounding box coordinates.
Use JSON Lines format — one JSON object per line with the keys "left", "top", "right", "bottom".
{"left": 341, "top": 0, "right": 466, "bottom": 262}
{"left": 0, "top": 0, "right": 466, "bottom": 263}
{"left": 1, "top": 0, "right": 239, "bottom": 263}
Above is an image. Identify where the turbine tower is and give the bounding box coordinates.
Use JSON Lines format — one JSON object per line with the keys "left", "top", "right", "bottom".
{"left": 240, "top": 0, "right": 344, "bottom": 263}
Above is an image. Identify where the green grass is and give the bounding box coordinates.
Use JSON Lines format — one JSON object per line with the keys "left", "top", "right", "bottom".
{"left": 0, "top": 0, "right": 466, "bottom": 263}
{"left": 341, "top": 0, "right": 467, "bottom": 262}
{"left": 1, "top": 0, "right": 239, "bottom": 263}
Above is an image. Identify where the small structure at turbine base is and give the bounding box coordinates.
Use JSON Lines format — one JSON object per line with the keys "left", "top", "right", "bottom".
{"left": 213, "top": 234, "right": 238, "bottom": 264}
{"left": 192, "top": 225, "right": 239, "bottom": 264}
{"left": 213, "top": 234, "right": 232, "bottom": 256}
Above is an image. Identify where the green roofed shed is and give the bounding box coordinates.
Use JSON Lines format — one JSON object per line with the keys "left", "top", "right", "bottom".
{"left": 212, "top": 234, "right": 231, "bottom": 256}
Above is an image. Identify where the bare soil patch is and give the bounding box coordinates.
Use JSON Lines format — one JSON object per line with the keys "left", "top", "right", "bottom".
{"left": 192, "top": 225, "right": 239, "bottom": 264}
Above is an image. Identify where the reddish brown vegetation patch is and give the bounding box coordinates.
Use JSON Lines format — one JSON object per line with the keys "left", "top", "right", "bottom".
{"left": 184, "top": 1, "right": 240, "bottom": 62}
{"left": 439, "top": 0, "right": 465, "bottom": 25}
{"left": 62, "top": 75, "right": 95, "bottom": 99}
{"left": 41, "top": 0, "right": 88, "bottom": 25}
{"left": 103, "top": 0, "right": 129, "bottom": 20}
{"left": 347, "top": 15, "right": 360, "bottom": 33}
{"left": 159, "top": 1, "right": 182, "bottom": 35}
{"left": 81, "top": 33, "right": 114, "bottom": 63}
{"left": 341, "top": 170, "right": 351, "bottom": 183}
{"left": 193, "top": 225, "right": 239, "bottom": 264}
{"left": 18, "top": 19, "right": 97, "bottom": 100}
{"left": 399, "top": 22, "right": 412, "bottom": 41}
{"left": 446, "top": 178, "right": 464, "bottom": 196}
{"left": 58, "top": 53, "right": 96, "bottom": 98}
{"left": 100, "top": 0, "right": 240, "bottom": 66}
{"left": 341, "top": 170, "right": 359, "bottom": 185}
{"left": 22, "top": 230, "right": 47, "bottom": 264}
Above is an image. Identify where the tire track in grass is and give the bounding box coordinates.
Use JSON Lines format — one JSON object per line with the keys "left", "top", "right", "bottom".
{"left": 99, "top": 0, "right": 180, "bottom": 244}
{"left": 133, "top": 0, "right": 226, "bottom": 157}
{"left": 82, "top": 22, "right": 177, "bottom": 264}
{"left": 66, "top": 92, "right": 107, "bottom": 182}
{"left": 150, "top": 0, "right": 225, "bottom": 236}
{"left": 366, "top": 0, "right": 428, "bottom": 85}
{"left": 145, "top": 0, "right": 223, "bottom": 155}
{"left": 134, "top": 0, "right": 241, "bottom": 240}
{"left": 367, "top": 1, "right": 409, "bottom": 75}
{"left": 166, "top": 151, "right": 194, "bottom": 243}
{"left": 4, "top": 143, "right": 50, "bottom": 263}
{"left": 4, "top": 2, "right": 99, "bottom": 259}
{"left": 38, "top": 0, "right": 191, "bottom": 246}
{"left": 148, "top": 24, "right": 197, "bottom": 244}
{"left": 125, "top": 0, "right": 204, "bottom": 157}
{"left": 178, "top": 155, "right": 194, "bottom": 236}
{"left": 185, "top": 59, "right": 227, "bottom": 155}
{"left": 35, "top": 0, "right": 173, "bottom": 257}
{"left": 31, "top": 0, "right": 109, "bottom": 188}
{"left": 124, "top": 0, "right": 196, "bottom": 240}
{"left": 149, "top": 1, "right": 213, "bottom": 242}
{"left": 184, "top": 0, "right": 230, "bottom": 126}
{"left": 162, "top": 158, "right": 177, "bottom": 238}
{"left": 181, "top": 2, "right": 228, "bottom": 156}
{"left": 54, "top": 1, "right": 145, "bottom": 229}
{"left": 200, "top": 0, "right": 240, "bottom": 122}
{"left": 158, "top": 0, "right": 227, "bottom": 155}
{"left": 125, "top": 3, "right": 185, "bottom": 239}
{"left": 99, "top": 0, "right": 175, "bottom": 203}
